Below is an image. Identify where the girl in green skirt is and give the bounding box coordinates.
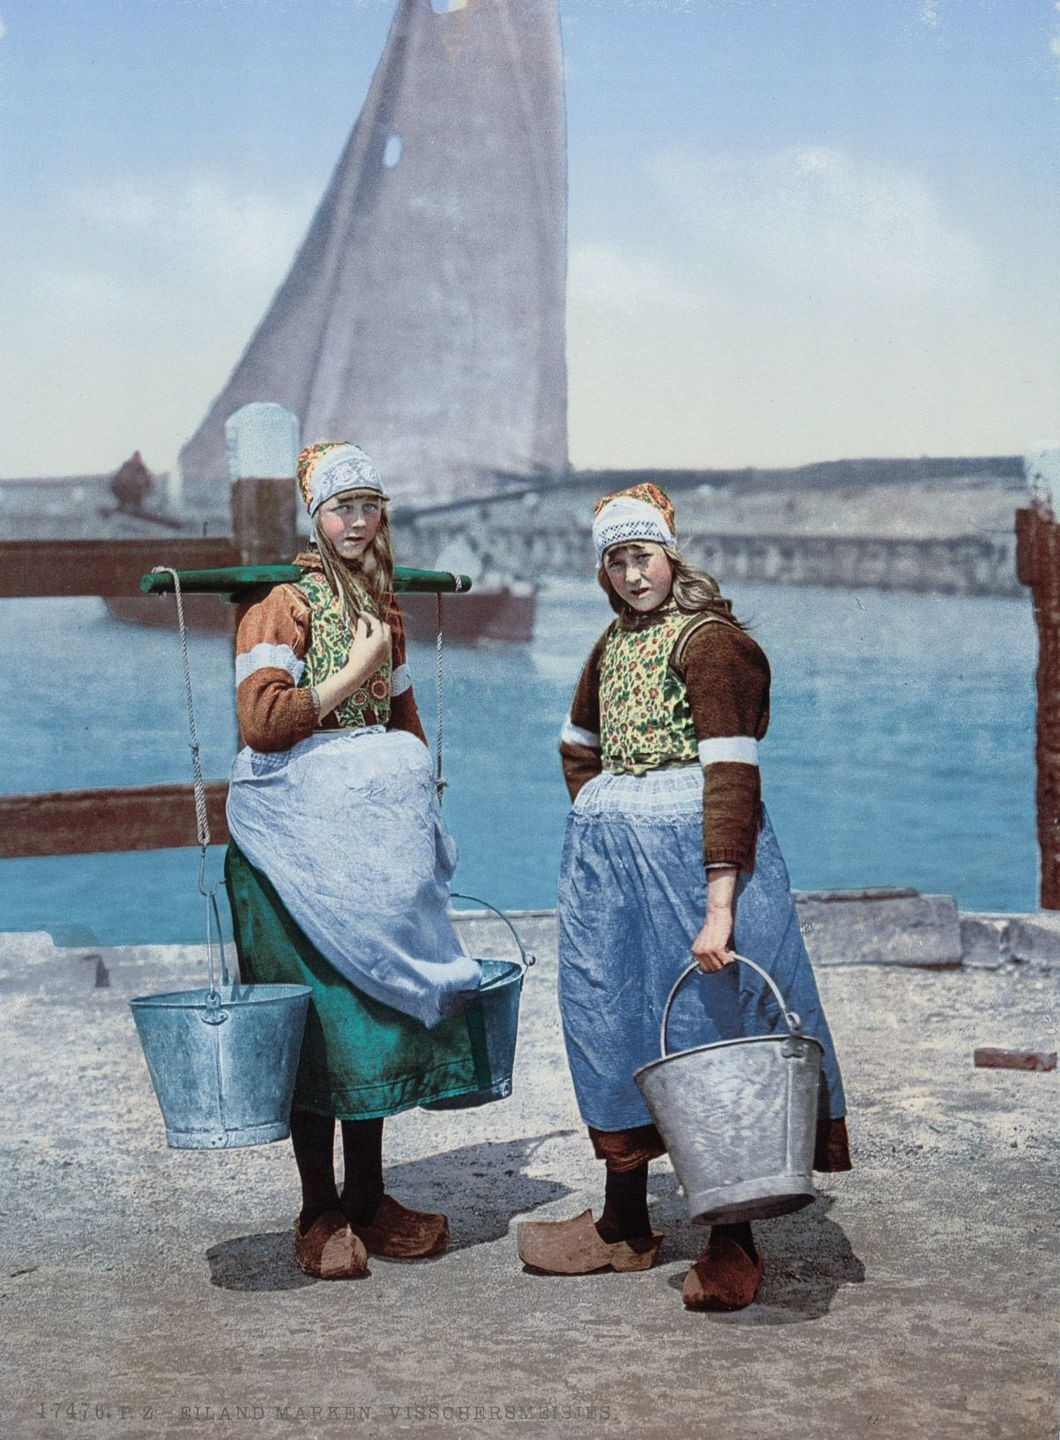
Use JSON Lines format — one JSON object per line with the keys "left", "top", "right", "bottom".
{"left": 227, "top": 442, "right": 486, "bottom": 1279}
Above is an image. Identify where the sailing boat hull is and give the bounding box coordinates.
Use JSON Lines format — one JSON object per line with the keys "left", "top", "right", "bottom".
{"left": 401, "top": 586, "right": 535, "bottom": 644}
{"left": 105, "top": 594, "right": 235, "bottom": 634}
{"left": 106, "top": 586, "right": 535, "bottom": 644}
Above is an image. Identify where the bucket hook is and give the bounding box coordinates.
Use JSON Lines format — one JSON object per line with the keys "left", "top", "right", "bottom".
{"left": 201, "top": 988, "right": 228, "bottom": 1027}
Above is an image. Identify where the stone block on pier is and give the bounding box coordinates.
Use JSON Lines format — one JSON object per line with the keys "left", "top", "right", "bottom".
{"left": 959, "top": 913, "right": 1013, "bottom": 969}
{"left": 1007, "top": 911, "right": 1060, "bottom": 965}
{"left": 973, "top": 1046, "right": 1057, "bottom": 1071}
{"left": 794, "top": 888, "right": 963, "bottom": 968}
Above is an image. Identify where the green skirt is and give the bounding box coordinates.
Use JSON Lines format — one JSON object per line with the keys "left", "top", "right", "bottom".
{"left": 224, "top": 843, "right": 493, "bottom": 1119}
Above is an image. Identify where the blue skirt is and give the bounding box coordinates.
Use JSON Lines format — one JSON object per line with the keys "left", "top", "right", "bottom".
{"left": 557, "top": 766, "right": 846, "bottom": 1132}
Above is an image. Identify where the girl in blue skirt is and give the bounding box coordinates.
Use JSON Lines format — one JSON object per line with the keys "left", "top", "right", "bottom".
{"left": 517, "top": 484, "right": 851, "bottom": 1309}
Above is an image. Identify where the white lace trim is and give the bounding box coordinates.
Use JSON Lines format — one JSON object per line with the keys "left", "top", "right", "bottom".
{"left": 235, "top": 642, "right": 305, "bottom": 686}
{"left": 592, "top": 496, "right": 674, "bottom": 562}
{"left": 390, "top": 662, "right": 412, "bottom": 697}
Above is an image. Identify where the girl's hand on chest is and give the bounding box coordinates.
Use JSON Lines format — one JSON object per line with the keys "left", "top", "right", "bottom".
{"left": 346, "top": 614, "right": 391, "bottom": 674}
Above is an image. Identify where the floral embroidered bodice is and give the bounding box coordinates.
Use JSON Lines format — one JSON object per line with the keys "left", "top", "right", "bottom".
{"left": 296, "top": 571, "right": 392, "bottom": 728}
{"left": 599, "top": 606, "right": 699, "bottom": 774}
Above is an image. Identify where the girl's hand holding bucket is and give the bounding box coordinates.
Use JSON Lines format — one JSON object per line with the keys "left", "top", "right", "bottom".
{"left": 692, "top": 866, "right": 738, "bottom": 971}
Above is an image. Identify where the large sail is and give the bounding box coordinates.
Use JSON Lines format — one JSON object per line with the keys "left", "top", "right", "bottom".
{"left": 179, "top": 0, "right": 568, "bottom": 511}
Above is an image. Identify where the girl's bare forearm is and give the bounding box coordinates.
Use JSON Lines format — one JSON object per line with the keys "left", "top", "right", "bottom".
{"left": 706, "top": 865, "right": 737, "bottom": 915}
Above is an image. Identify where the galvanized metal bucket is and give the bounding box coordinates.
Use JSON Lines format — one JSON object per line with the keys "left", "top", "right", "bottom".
{"left": 130, "top": 980, "right": 311, "bottom": 1150}
{"left": 421, "top": 895, "right": 535, "bottom": 1111}
{"left": 133, "top": 566, "right": 312, "bottom": 1149}
{"left": 634, "top": 955, "right": 823, "bottom": 1225}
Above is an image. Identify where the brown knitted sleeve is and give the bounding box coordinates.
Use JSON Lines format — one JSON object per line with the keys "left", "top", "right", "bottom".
{"left": 234, "top": 585, "right": 318, "bottom": 753}
{"left": 559, "top": 627, "right": 610, "bottom": 801}
{"left": 676, "top": 621, "right": 771, "bottom": 871}
{"left": 385, "top": 597, "right": 428, "bottom": 746}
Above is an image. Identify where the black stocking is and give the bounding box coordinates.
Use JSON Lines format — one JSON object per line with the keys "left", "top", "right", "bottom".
{"left": 340, "top": 1117, "right": 385, "bottom": 1225}
{"left": 289, "top": 1108, "right": 339, "bottom": 1230}
{"left": 595, "top": 1161, "right": 652, "bottom": 1243}
{"left": 711, "top": 1221, "right": 757, "bottom": 1261}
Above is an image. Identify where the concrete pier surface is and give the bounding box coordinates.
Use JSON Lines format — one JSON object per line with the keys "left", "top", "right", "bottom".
{"left": 1, "top": 916, "right": 1056, "bottom": 1440}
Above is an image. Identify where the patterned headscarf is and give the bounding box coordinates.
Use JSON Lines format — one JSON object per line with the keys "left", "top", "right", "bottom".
{"left": 592, "top": 483, "right": 676, "bottom": 563}
{"left": 297, "top": 441, "right": 388, "bottom": 515}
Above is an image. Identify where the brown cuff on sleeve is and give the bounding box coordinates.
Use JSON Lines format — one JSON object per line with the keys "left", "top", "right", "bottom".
{"left": 560, "top": 742, "right": 603, "bottom": 802}
{"left": 588, "top": 1122, "right": 667, "bottom": 1171}
{"left": 236, "top": 670, "right": 319, "bottom": 752}
{"left": 703, "top": 761, "right": 762, "bottom": 871}
{"left": 388, "top": 686, "right": 428, "bottom": 745}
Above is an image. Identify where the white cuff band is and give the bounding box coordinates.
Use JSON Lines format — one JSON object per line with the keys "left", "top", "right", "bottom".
{"left": 235, "top": 642, "right": 305, "bottom": 686}
{"left": 390, "top": 662, "right": 412, "bottom": 697}
{"left": 560, "top": 717, "right": 600, "bottom": 749}
{"left": 698, "top": 736, "right": 759, "bottom": 766}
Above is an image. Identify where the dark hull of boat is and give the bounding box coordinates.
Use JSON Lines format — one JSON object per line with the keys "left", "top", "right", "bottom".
{"left": 106, "top": 587, "right": 536, "bottom": 644}
{"left": 105, "top": 594, "right": 235, "bottom": 634}
{"left": 400, "top": 587, "right": 536, "bottom": 644}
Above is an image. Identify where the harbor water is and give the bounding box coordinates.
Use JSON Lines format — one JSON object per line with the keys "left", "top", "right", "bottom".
{"left": 0, "top": 578, "right": 1037, "bottom": 946}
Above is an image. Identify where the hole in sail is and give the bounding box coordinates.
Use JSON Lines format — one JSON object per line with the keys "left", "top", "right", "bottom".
{"left": 383, "top": 133, "right": 403, "bottom": 168}
{"left": 430, "top": 0, "right": 467, "bottom": 12}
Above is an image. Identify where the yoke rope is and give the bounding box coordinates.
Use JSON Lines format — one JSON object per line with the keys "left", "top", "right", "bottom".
{"left": 433, "top": 574, "right": 465, "bottom": 804}
{"left": 152, "top": 565, "right": 230, "bottom": 992}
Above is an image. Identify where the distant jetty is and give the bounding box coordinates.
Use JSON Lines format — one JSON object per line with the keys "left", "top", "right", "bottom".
{"left": 394, "top": 454, "right": 1025, "bottom": 598}
{"left": 1, "top": 454, "right": 1025, "bottom": 598}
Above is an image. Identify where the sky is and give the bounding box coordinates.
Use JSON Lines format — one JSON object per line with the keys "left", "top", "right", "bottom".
{"left": 0, "top": 0, "right": 1057, "bottom": 480}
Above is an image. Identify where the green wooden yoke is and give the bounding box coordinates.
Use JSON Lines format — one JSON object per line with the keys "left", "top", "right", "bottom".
{"left": 140, "top": 565, "right": 474, "bottom": 603}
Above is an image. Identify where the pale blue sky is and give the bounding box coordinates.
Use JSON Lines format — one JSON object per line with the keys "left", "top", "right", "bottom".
{"left": 1, "top": 0, "right": 1057, "bottom": 478}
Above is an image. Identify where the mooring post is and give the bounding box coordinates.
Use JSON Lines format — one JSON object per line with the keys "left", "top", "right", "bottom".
{"left": 226, "top": 403, "right": 300, "bottom": 565}
{"left": 225, "top": 404, "right": 300, "bottom": 752}
{"left": 1017, "top": 449, "right": 1060, "bottom": 909}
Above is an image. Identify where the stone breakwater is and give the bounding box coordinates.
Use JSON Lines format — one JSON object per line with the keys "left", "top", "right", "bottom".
{"left": 398, "top": 509, "right": 1019, "bottom": 597}
{"left": 449, "top": 892, "right": 1060, "bottom": 973}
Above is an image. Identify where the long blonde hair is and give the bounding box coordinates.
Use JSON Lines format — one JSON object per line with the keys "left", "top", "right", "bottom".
{"left": 598, "top": 543, "right": 746, "bottom": 628}
{"left": 312, "top": 497, "right": 396, "bottom": 629}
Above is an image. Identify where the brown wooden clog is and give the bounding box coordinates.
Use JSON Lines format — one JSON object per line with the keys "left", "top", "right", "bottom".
{"left": 682, "top": 1236, "right": 764, "bottom": 1310}
{"left": 294, "top": 1210, "right": 369, "bottom": 1279}
{"left": 345, "top": 1194, "right": 450, "bottom": 1260}
{"left": 517, "top": 1208, "right": 664, "bottom": 1275}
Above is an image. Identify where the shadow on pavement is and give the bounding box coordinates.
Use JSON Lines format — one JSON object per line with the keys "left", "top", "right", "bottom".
{"left": 384, "top": 1130, "right": 579, "bottom": 1251}
{"left": 206, "top": 1129, "right": 578, "bottom": 1287}
{"left": 651, "top": 1178, "right": 865, "bottom": 1325}
{"left": 206, "top": 1232, "right": 318, "bottom": 1292}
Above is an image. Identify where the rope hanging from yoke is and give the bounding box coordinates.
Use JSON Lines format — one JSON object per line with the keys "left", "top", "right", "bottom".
{"left": 435, "top": 591, "right": 446, "bottom": 802}
{"left": 433, "top": 574, "right": 466, "bottom": 804}
{"left": 159, "top": 567, "right": 211, "bottom": 851}
{"left": 152, "top": 564, "right": 229, "bottom": 992}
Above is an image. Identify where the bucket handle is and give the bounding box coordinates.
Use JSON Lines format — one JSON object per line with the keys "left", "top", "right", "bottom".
{"left": 154, "top": 563, "right": 231, "bottom": 1022}
{"left": 450, "top": 893, "right": 536, "bottom": 973}
{"left": 659, "top": 954, "right": 802, "bottom": 1058}
{"left": 200, "top": 889, "right": 229, "bottom": 1027}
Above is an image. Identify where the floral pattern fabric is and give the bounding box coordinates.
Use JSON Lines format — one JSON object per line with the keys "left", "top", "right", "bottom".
{"left": 297, "top": 571, "right": 392, "bottom": 728}
{"left": 598, "top": 606, "right": 699, "bottom": 774}
{"left": 296, "top": 441, "right": 348, "bottom": 513}
{"left": 592, "top": 482, "right": 676, "bottom": 535}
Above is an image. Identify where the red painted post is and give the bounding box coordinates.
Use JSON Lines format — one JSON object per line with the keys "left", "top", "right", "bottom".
{"left": 1016, "top": 495, "right": 1060, "bottom": 909}
{"left": 230, "top": 478, "right": 296, "bottom": 567}
{"left": 226, "top": 405, "right": 301, "bottom": 754}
